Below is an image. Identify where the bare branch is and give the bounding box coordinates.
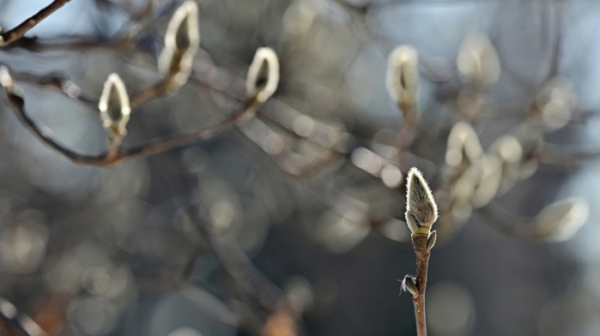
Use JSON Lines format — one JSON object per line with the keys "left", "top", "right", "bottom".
{"left": 0, "top": 0, "right": 73, "bottom": 47}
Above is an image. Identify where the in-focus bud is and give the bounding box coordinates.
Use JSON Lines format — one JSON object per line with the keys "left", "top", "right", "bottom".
{"left": 98, "top": 73, "right": 131, "bottom": 137}
{"left": 386, "top": 45, "right": 419, "bottom": 121}
{"left": 402, "top": 275, "right": 419, "bottom": 296}
{"left": 457, "top": 33, "right": 500, "bottom": 89}
{"left": 246, "top": 47, "right": 280, "bottom": 103}
{"left": 158, "top": 1, "right": 200, "bottom": 90}
{"left": 405, "top": 167, "right": 438, "bottom": 234}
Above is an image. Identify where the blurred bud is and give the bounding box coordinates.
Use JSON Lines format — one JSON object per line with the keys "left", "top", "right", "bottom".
{"left": 386, "top": 45, "right": 419, "bottom": 121}
{"left": 406, "top": 167, "right": 438, "bottom": 233}
{"left": 470, "top": 155, "right": 502, "bottom": 208}
{"left": 158, "top": 1, "right": 200, "bottom": 90}
{"left": 452, "top": 160, "right": 482, "bottom": 202}
{"left": 457, "top": 33, "right": 500, "bottom": 89}
{"left": 246, "top": 47, "right": 280, "bottom": 103}
{"left": 446, "top": 121, "right": 483, "bottom": 167}
{"left": 488, "top": 135, "right": 523, "bottom": 196}
{"left": 98, "top": 74, "right": 131, "bottom": 137}
{"left": 532, "top": 198, "right": 589, "bottom": 241}
{"left": 490, "top": 135, "right": 522, "bottom": 164}
{"left": 426, "top": 230, "right": 437, "bottom": 251}
{"left": 534, "top": 78, "right": 576, "bottom": 132}
{"left": 402, "top": 275, "right": 419, "bottom": 296}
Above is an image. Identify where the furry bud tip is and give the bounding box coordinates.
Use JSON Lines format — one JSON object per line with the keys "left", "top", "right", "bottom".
{"left": 98, "top": 73, "right": 131, "bottom": 137}
{"left": 405, "top": 167, "right": 438, "bottom": 233}
{"left": 158, "top": 1, "right": 200, "bottom": 91}
{"left": 246, "top": 47, "right": 280, "bottom": 103}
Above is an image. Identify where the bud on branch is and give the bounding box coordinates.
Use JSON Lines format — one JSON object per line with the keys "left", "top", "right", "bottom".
{"left": 246, "top": 47, "right": 280, "bottom": 103}
{"left": 158, "top": 1, "right": 200, "bottom": 91}
{"left": 405, "top": 167, "right": 438, "bottom": 234}
{"left": 98, "top": 73, "right": 131, "bottom": 137}
{"left": 386, "top": 45, "right": 419, "bottom": 123}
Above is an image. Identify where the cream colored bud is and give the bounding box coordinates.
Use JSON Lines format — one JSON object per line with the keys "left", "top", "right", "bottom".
{"left": 446, "top": 121, "right": 483, "bottom": 167}
{"left": 158, "top": 1, "right": 200, "bottom": 90}
{"left": 535, "top": 78, "right": 576, "bottom": 132}
{"left": 533, "top": 198, "right": 589, "bottom": 242}
{"left": 386, "top": 45, "right": 419, "bottom": 107}
{"left": 98, "top": 73, "right": 131, "bottom": 137}
{"left": 246, "top": 47, "right": 280, "bottom": 103}
{"left": 457, "top": 33, "right": 500, "bottom": 88}
{"left": 405, "top": 167, "right": 438, "bottom": 233}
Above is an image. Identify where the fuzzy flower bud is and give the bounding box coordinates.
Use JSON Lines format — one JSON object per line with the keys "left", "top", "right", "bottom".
{"left": 386, "top": 45, "right": 419, "bottom": 123}
{"left": 98, "top": 73, "right": 131, "bottom": 137}
{"left": 246, "top": 47, "right": 280, "bottom": 103}
{"left": 457, "top": 33, "right": 500, "bottom": 89}
{"left": 405, "top": 167, "right": 438, "bottom": 234}
{"left": 158, "top": 1, "right": 200, "bottom": 91}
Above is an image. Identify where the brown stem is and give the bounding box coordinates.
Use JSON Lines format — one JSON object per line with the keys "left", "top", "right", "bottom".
{"left": 0, "top": 0, "right": 72, "bottom": 46}
{"left": 411, "top": 233, "right": 430, "bottom": 336}
{"left": 129, "top": 74, "right": 177, "bottom": 109}
{"left": 3, "top": 82, "right": 259, "bottom": 166}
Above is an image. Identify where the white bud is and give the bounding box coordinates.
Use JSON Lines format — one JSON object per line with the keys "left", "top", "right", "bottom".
{"left": 457, "top": 33, "right": 500, "bottom": 88}
{"left": 158, "top": 1, "right": 200, "bottom": 90}
{"left": 386, "top": 45, "right": 419, "bottom": 106}
{"left": 406, "top": 167, "right": 438, "bottom": 233}
{"left": 446, "top": 122, "right": 483, "bottom": 167}
{"left": 98, "top": 73, "right": 131, "bottom": 137}
{"left": 533, "top": 198, "right": 589, "bottom": 242}
{"left": 246, "top": 47, "right": 280, "bottom": 103}
{"left": 535, "top": 78, "right": 576, "bottom": 132}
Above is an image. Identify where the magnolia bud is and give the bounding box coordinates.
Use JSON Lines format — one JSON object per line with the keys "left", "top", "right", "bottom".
{"left": 533, "top": 198, "right": 589, "bottom": 242}
{"left": 405, "top": 167, "right": 438, "bottom": 234}
{"left": 534, "top": 78, "right": 576, "bottom": 132}
{"left": 246, "top": 47, "right": 280, "bottom": 103}
{"left": 402, "top": 275, "right": 419, "bottom": 296}
{"left": 445, "top": 121, "right": 483, "bottom": 167}
{"left": 386, "top": 45, "right": 419, "bottom": 107}
{"left": 98, "top": 73, "right": 131, "bottom": 137}
{"left": 457, "top": 33, "right": 500, "bottom": 89}
{"left": 158, "top": 1, "right": 200, "bottom": 90}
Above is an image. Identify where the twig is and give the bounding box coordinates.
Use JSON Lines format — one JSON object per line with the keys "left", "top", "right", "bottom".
{"left": 0, "top": 0, "right": 73, "bottom": 47}
{"left": 403, "top": 168, "right": 438, "bottom": 336}
{"left": 2, "top": 77, "right": 260, "bottom": 166}
{"left": 411, "top": 233, "right": 431, "bottom": 336}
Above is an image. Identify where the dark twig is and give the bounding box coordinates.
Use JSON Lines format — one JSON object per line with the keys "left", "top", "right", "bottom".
{"left": 2, "top": 72, "right": 260, "bottom": 166}
{"left": 411, "top": 233, "right": 430, "bottom": 336}
{"left": 0, "top": 0, "right": 73, "bottom": 47}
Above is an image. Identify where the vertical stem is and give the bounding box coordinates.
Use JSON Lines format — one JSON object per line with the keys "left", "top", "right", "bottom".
{"left": 106, "top": 135, "right": 123, "bottom": 161}
{"left": 411, "top": 233, "right": 431, "bottom": 336}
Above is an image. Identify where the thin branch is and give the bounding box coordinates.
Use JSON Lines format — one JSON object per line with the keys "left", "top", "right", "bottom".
{"left": 411, "top": 233, "right": 431, "bottom": 336}
{"left": 0, "top": 0, "right": 73, "bottom": 47}
{"left": 2, "top": 74, "right": 260, "bottom": 166}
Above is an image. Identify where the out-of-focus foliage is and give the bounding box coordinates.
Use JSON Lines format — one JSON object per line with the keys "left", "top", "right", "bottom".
{"left": 0, "top": 0, "right": 599, "bottom": 336}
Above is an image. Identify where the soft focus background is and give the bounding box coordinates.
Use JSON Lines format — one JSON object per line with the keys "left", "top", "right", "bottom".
{"left": 0, "top": 0, "right": 599, "bottom": 335}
